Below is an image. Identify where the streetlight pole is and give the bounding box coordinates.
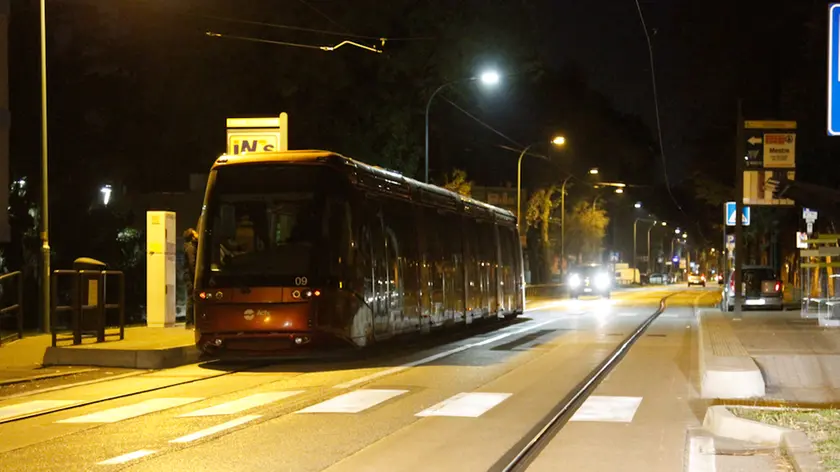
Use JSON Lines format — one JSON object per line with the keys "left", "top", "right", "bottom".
{"left": 424, "top": 71, "right": 500, "bottom": 184}
{"left": 516, "top": 144, "right": 534, "bottom": 225}
{"left": 560, "top": 175, "right": 571, "bottom": 271}
{"left": 40, "top": 0, "right": 51, "bottom": 333}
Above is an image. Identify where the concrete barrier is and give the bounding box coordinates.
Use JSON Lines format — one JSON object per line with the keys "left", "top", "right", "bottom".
{"left": 43, "top": 345, "right": 201, "bottom": 370}
{"left": 697, "top": 309, "right": 766, "bottom": 399}
{"left": 704, "top": 406, "right": 825, "bottom": 472}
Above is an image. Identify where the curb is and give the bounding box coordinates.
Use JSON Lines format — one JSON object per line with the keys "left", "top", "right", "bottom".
{"left": 43, "top": 345, "right": 201, "bottom": 370}
{"left": 704, "top": 405, "right": 825, "bottom": 472}
{"left": 697, "top": 309, "right": 766, "bottom": 399}
{"left": 0, "top": 367, "right": 100, "bottom": 387}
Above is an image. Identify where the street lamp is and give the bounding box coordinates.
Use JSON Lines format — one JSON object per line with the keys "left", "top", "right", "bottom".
{"left": 39, "top": 0, "right": 51, "bottom": 333}
{"left": 675, "top": 228, "right": 681, "bottom": 234}
{"left": 516, "top": 135, "right": 566, "bottom": 225}
{"left": 425, "top": 69, "right": 501, "bottom": 183}
{"left": 634, "top": 202, "right": 642, "bottom": 209}
{"left": 589, "top": 168, "right": 599, "bottom": 175}
{"left": 633, "top": 217, "right": 657, "bottom": 281}
{"left": 100, "top": 185, "right": 112, "bottom": 206}
{"left": 647, "top": 221, "right": 667, "bottom": 274}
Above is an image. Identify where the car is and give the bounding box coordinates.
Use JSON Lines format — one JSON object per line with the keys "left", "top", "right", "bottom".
{"left": 687, "top": 273, "right": 706, "bottom": 287}
{"left": 648, "top": 273, "right": 667, "bottom": 284}
{"left": 568, "top": 264, "right": 612, "bottom": 299}
{"left": 720, "top": 265, "right": 783, "bottom": 311}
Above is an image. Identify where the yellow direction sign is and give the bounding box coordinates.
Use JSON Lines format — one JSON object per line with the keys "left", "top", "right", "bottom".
{"left": 744, "top": 120, "right": 797, "bottom": 129}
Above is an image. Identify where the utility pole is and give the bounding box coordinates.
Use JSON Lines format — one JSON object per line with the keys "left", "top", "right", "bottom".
{"left": 734, "top": 99, "right": 745, "bottom": 316}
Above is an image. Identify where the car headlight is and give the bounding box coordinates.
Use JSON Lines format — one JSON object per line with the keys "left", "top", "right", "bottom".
{"left": 569, "top": 274, "right": 581, "bottom": 287}
{"left": 595, "top": 273, "right": 610, "bottom": 289}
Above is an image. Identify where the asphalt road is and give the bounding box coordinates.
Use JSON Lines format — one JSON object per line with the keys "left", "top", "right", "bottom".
{"left": 0, "top": 285, "right": 718, "bottom": 472}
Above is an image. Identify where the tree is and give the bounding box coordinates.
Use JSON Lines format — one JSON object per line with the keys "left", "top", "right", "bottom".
{"left": 562, "top": 201, "right": 609, "bottom": 264}
{"left": 525, "top": 187, "right": 559, "bottom": 283}
{"left": 443, "top": 169, "right": 473, "bottom": 197}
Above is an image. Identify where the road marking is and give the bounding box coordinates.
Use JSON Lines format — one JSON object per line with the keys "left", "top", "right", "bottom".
{"left": 569, "top": 395, "right": 643, "bottom": 422}
{"left": 687, "top": 434, "right": 716, "bottom": 472}
{"left": 660, "top": 313, "right": 678, "bottom": 318}
{"left": 97, "top": 449, "right": 157, "bottom": 465}
{"left": 178, "top": 391, "right": 304, "bottom": 417}
{"left": 416, "top": 392, "right": 512, "bottom": 418}
{"left": 334, "top": 319, "right": 558, "bottom": 389}
{"left": 0, "top": 400, "right": 78, "bottom": 421}
{"left": 57, "top": 398, "right": 202, "bottom": 423}
{"left": 297, "top": 389, "right": 408, "bottom": 414}
{"left": 617, "top": 312, "right": 637, "bottom": 317}
{"left": 170, "top": 415, "right": 261, "bottom": 443}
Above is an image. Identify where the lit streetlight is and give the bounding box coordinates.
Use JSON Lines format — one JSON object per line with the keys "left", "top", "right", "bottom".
{"left": 516, "top": 135, "right": 566, "bottom": 225}
{"left": 589, "top": 168, "right": 599, "bottom": 175}
{"left": 100, "top": 185, "right": 112, "bottom": 206}
{"left": 634, "top": 202, "right": 642, "bottom": 209}
{"left": 425, "top": 69, "right": 501, "bottom": 183}
{"left": 675, "top": 228, "right": 681, "bottom": 234}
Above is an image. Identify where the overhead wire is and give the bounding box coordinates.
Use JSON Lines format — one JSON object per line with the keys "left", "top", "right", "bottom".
{"left": 440, "top": 97, "right": 524, "bottom": 148}
{"left": 205, "top": 32, "right": 383, "bottom": 53}
{"left": 633, "top": 0, "right": 707, "bottom": 241}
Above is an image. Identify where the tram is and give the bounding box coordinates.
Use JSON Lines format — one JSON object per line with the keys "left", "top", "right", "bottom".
{"left": 193, "top": 150, "right": 525, "bottom": 355}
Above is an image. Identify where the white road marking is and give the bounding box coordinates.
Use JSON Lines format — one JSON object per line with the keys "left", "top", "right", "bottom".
{"left": 416, "top": 392, "right": 512, "bottom": 418}
{"left": 617, "top": 312, "right": 638, "bottom": 317}
{"left": 0, "top": 400, "right": 78, "bottom": 421}
{"left": 687, "top": 434, "right": 716, "bottom": 472}
{"left": 334, "top": 319, "right": 558, "bottom": 389}
{"left": 170, "top": 415, "right": 261, "bottom": 443}
{"left": 57, "top": 398, "right": 202, "bottom": 423}
{"left": 660, "top": 313, "right": 678, "bottom": 318}
{"left": 569, "top": 395, "right": 643, "bottom": 423}
{"left": 297, "top": 389, "right": 408, "bottom": 414}
{"left": 179, "top": 391, "right": 304, "bottom": 417}
{"left": 97, "top": 449, "right": 157, "bottom": 465}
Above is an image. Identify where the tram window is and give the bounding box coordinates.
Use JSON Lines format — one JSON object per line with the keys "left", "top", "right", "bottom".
{"left": 204, "top": 164, "right": 347, "bottom": 279}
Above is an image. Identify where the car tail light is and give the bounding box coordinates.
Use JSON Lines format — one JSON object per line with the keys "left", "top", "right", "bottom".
{"left": 729, "top": 280, "right": 735, "bottom": 292}
{"left": 774, "top": 281, "right": 781, "bottom": 292}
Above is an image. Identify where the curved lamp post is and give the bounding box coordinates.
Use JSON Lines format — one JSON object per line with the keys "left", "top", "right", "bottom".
{"left": 424, "top": 70, "right": 500, "bottom": 183}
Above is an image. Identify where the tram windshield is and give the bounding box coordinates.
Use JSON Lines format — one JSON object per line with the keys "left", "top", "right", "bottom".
{"left": 201, "top": 164, "right": 347, "bottom": 285}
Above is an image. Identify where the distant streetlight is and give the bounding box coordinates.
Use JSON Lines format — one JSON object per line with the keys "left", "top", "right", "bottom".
{"left": 661, "top": 221, "right": 667, "bottom": 226}
{"left": 683, "top": 233, "right": 688, "bottom": 239}
{"left": 634, "top": 202, "right": 642, "bottom": 209}
{"left": 675, "top": 228, "right": 681, "bottom": 234}
{"left": 425, "top": 69, "right": 501, "bottom": 183}
{"left": 589, "top": 168, "right": 599, "bottom": 175}
{"left": 100, "top": 185, "right": 112, "bottom": 206}
{"left": 516, "top": 135, "right": 566, "bottom": 225}
{"left": 615, "top": 188, "right": 624, "bottom": 194}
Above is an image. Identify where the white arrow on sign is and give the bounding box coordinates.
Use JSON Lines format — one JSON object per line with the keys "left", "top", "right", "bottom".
{"left": 747, "top": 136, "right": 762, "bottom": 145}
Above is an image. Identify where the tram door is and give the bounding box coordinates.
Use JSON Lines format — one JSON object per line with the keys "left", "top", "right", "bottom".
{"left": 370, "top": 206, "right": 392, "bottom": 339}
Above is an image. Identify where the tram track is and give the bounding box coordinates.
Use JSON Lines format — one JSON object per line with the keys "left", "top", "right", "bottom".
{"left": 0, "top": 311, "right": 544, "bottom": 426}
{"left": 491, "top": 291, "right": 684, "bottom": 472}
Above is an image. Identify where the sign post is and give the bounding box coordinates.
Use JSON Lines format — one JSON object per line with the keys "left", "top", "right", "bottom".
{"left": 225, "top": 113, "right": 289, "bottom": 155}
{"left": 734, "top": 116, "right": 797, "bottom": 315}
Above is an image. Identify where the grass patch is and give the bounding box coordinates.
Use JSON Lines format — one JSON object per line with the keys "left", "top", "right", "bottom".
{"left": 731, "top": 407, "right": 840, "bottom": 471}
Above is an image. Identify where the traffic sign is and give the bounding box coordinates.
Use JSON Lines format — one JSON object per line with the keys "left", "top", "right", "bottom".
{"left": 829, "top": 4, "right": 840, "bottom": 135}
{"left": 225, "top": 113, "right": 289, "bottom": 155}
{"left": 763, "top": 133, "right": 796, "bottom": 168}
{"left": 725, "top": 201, "right": 750, "bottom": 226}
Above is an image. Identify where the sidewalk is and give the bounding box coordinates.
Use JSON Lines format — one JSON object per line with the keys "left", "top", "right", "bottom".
{"left": 698, "top": 308, "right": 840, "bottom": 404}
{"left": 0, "top": 324, "right": 198, "bottom": 387}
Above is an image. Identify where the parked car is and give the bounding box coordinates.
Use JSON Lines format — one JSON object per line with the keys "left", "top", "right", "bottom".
{"left": 648, "top": 273, "right": 667, "bottom": 284}
{"left": 720, "top": 265, "right": 783, "bottom": 311}
{"left": 687, "top": 273, "right": 706, "bottom": 287}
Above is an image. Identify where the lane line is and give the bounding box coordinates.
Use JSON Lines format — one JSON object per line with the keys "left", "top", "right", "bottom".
{"left": 660, "top": 313, "right": 678, "bottom": 318}
{"left": 416, "top": 392, "right": 512, "bottom": 418}
{"left": 178, "top": 391, "right": 304, "bottom": 417}
{"left": 169, "top": 415, "right": 261, "bottom": 443}
{"left": 97, "top": 449, "right": 157, "bottom": 465}
{"left": 57, "top": 398, "right": 202, "bottom": 424}
{"left": 569, "top": 395, "right": 643, "bottom": 423}
{"left": 334, "top": 319, "right": 558, "bottom": 389}
{"left": 0, "top": 400, "right": 78, "bottom": 421}
{"left": 297, "top": 389, "right": 408, "bottom": 414}
{"left": 617, "top": 313, "right": 638, "bottom": 317}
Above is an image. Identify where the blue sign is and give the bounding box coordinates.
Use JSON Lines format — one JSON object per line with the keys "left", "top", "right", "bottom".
{"left": 829, "top": 4, "right": 840, "bottom": 135}
{"left": 725, "top": 201, "right": 750, "bottom": 226}
{"left": 672, "top": 255, "right": 680, "bottom": 264}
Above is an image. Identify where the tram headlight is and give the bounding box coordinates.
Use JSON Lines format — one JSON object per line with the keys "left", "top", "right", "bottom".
{"left": 569, "top": 274, "right": 581, "bottom": 288}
